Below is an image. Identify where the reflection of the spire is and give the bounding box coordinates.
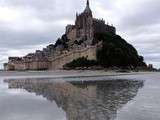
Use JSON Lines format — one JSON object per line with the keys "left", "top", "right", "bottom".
{"left": 5, "top": 78, "right": 144, "bottom": 120}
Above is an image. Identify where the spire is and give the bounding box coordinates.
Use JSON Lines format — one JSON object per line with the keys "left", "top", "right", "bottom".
{"left": 87, "top": 0, "right": 89, "bottom": 6}
{"left": 84, "top": 0, "right": 92, "bottom": 15}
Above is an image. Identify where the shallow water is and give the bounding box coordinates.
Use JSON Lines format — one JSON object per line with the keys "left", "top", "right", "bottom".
{"left": 0, "top": 72, "right": 160, "bottom": 120}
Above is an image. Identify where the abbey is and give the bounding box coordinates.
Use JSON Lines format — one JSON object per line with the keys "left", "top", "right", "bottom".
{"left": 66, "top": 0, "right": 116, "bottom": 46}
{"left": 4, "top": 0, "right": 116, "bottom": 71}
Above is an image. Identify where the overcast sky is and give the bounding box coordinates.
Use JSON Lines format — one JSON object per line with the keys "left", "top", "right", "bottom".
{"left": 0, "top": 0, "right": 160, "bottom": 69}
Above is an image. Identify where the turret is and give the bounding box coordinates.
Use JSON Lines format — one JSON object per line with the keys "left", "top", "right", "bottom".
{"left": 76, "top": 12, "right": 78, "bottom": 18}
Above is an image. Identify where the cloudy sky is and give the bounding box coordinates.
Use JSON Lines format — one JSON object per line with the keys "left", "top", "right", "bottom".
{"left": 0, "top": 0, "right": 160, "bottom": 69}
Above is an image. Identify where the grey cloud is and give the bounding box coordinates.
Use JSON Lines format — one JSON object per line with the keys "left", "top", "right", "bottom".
{"left": 145, "top": 54, "right": 160, "bottom": 62}
{"left": 0, "top": 23, "right": 65, "bottom": 49}
{"left": 0, "top": 0, "right": 82, "bottom": 22}
{"left": 118, "top": 0, "right": 160, "bottom": 30}
{"left": 0, "top": 30, "right": 54, "bottom": 48}
{"left": 1, "top": 0, "right": 56, "bottom": 10}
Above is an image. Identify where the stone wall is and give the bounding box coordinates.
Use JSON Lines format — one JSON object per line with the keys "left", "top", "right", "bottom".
{"left": 13, "top": 63, "right": 25, "bottom": 71}
{"left": 4, "top": 45, "right": 97, "bottom": 71}
{"left": 50, "top": 45, "right": 97, "bottom": 70}
{"left": 93, "top": 19, "right": 116, "bottom": 35}
{"left": 66, "top": 27, "right": 77, "bottom": 46}
{"left": 4, "top": 63, "right": 15, "bottom": 71}
{"left": 24, "top": 61, "right": 49, "bottom": 70}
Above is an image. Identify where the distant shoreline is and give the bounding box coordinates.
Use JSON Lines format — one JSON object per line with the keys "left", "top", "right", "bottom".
{"left": 0, "top": 70, "right": 159, "bottom": 79}
{"left": 1, "top": 67, "right": 158, "bottom": 73}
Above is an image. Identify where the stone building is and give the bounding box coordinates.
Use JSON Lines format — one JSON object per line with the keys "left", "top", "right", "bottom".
{"left": 4, "top": 0, "right": 116, "bottom": 71}
{"left": 66, "top": 0, "right": 116, "bottom": 46}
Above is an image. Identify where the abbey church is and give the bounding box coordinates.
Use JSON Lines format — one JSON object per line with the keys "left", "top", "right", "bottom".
{"left": 66, "top": 0, "right": 116, "bottom": 46}
{"left": 4, "top": 0, "right": 116, "bottom": 70}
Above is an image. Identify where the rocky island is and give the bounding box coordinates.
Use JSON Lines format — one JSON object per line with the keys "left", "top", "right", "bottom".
{"left": 4, "top": 0, "right": 146, "bottom": 71}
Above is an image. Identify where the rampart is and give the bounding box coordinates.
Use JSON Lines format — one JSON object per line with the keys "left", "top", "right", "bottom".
{"left": 50, "top": 45, "right": 97, "bottom": 70}
{"left": 4, "top": 45, "right": 97, "bottom": 71}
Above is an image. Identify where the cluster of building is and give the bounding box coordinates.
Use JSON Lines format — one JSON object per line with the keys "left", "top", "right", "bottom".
{"left": 4, "top": 0, "right": 116, "bottom": 71}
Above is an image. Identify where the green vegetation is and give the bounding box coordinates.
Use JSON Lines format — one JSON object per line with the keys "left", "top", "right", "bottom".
{"left": 63, "top": 57, "right": 97, "bottom": 69}
{"left": 63, "top": 33, "right": 146, "bottom": 69}
{"left": 94, "top": 33, "right": 146, "bottom": 68}
{"left": 55, "top": 34, "right": 69, "bottom": 49}
{"left": 74, "top": 37, "right": 87, "bottom": 45}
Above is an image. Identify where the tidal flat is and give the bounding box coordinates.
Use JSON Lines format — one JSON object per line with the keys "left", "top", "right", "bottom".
{"left": 0, "top": 71, "right": 160, "bottom": 120}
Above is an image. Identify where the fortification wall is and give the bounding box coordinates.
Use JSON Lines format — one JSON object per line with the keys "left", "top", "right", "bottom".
{"left": 25, "top": 61, "right": 49, "bottom": 70}
{"left": 4, "top": 46, "right": 97, "bottom": 71}
{"left": 13, "top": 63, "right": 26, "bottom": 70}
{"left": 4, "top": 61, "right": 49, "bottom": 71}
{"left": 4, "top": 63, "right": 15, "bottom": 71}
{"left": 50, "top": 46, "right": 97, "bottom": 70}
{"left": 66, "top": 27, "right": 77, "bottom": 45}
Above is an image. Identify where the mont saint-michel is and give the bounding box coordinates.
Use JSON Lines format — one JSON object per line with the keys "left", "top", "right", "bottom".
{"left": 4, "top": 0, "right": 146, "bottom": 71}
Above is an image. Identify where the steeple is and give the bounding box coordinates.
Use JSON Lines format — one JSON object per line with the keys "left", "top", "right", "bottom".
{"left": 84, "top": 0, "right": 92, "bottom": 16}
{"left": 87, "top": 0, "right": 89, "bottom": 6}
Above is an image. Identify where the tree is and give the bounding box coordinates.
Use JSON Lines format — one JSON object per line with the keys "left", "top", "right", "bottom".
{"left": 96, "top": 33, "right": 146, "bottom": 68}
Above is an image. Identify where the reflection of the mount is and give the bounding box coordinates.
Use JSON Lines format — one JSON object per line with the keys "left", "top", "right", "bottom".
{"left": 5, "top": 78, "right": 144, "bottom": 120}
